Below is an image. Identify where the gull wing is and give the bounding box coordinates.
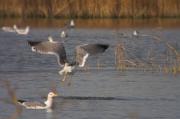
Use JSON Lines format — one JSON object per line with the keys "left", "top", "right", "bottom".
{"left": 23, "top": 101, "right": 46, "bottom": 107}
{"left": 27, "top": 40, "right": 68, "bottom": 66}
{"left": 18, "top": 99, "right": 46, "bottom": 108}
{"left": 75, "top": 44, "right": 109, "bottom": 67}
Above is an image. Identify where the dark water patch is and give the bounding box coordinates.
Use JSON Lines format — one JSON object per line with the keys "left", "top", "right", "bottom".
{"left": 57, "top": 96, "right": 176, "bottom": 102}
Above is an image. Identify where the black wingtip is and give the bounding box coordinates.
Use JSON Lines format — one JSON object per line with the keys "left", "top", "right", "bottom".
{"left": 17, "top": 99, "right": 26, "bottom": 104}
{"left": 98, "top": 44, "right": 109, "bottom": 50}
{"left": 27, "top": 41, "right": 41, "bottom": 46}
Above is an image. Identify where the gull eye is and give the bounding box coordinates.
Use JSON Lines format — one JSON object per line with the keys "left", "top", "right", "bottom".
{"left": 31, "top": 47, "right": 36, "bottom": 52}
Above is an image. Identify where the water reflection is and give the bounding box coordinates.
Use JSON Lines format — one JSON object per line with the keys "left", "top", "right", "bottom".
{"left": 0, "top": 18, "right": 180, "bottom": 28}
{"left": 46, "top": 109, "right": 53, "bottom": 119}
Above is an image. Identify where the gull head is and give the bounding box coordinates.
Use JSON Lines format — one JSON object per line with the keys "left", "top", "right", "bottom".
{"left": 48, "top": 36, "right": 54, "bottom": 42}
{"left": 31, "top": 47, "right": 36, "bottom": 52}
{"left": 13, "top": 24, "right": 17, "bottom": 29}
{"left": 48, "top": 92, "right": 58, "bottom": 98}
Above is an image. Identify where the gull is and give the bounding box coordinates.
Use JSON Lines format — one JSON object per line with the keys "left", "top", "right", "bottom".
{"left": 1, "top": 25, "right": 16, "bottom": 32}
{"left": 63, "top": 19, "right": 75, "bottom": 29}
{"left": 28, "top": 36, "right": 67, "bottom": 67}
{"left": 70, "top": 19, "right": 75, "bottom": 28}
{"left": 60, "top": 30, "right": 68, "bottom": 38}
{"left": 17, "top": 92, "right": 58, "bottom": 110}
{"left": 59, "top": 19, "right": 74, "bottom": 38}
{"left": 13, "top": 25, "right": 30, "bottom": 35}
{"left": 133, "top": 30, "right": 139, "bottom": 37}
{"left": 27, "top": 37, "right": 109, "bottom": 81}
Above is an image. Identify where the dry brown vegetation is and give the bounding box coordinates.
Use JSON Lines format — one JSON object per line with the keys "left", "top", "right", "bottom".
{"left": 0, "top": 80, "right": 22, "bottom": 119}
{"left": 0, "top": 0, "right": 180, "bottom": 18}
{"left": 115, "top": 35, "right": 180, "bottom": 74}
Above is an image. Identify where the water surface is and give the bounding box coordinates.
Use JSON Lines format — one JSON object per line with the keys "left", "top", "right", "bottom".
{"left": 0, "top": 18, "right": 180, "bottom": 119}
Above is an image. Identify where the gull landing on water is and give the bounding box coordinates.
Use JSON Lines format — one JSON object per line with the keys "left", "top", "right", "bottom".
{"left": 13, "top": 25, "right": 30, "bottom": 35}
{"left": 27, "top": 37, "right": 109, "bottom": 81}
{"left": 17, "top": 92, "right": 58, "bottom": 110}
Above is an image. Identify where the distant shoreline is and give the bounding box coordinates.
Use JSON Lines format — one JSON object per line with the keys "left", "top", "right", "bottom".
{"left": 1, "top": 18, "right": 180, "bottom": 28}
{"left": 0, "top": 0, "right": 180, "bottom": 18}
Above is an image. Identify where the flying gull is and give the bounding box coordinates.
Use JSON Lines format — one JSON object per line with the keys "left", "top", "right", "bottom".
{"left": 27, "top": 37, "right": 109, "bottom": 81}
{"left": 17, "top": 92, "right": 58, "bottom": 110}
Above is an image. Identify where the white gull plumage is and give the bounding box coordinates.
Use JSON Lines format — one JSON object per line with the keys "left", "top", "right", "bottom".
{"left": 27, "top": 37, "right": 109, "bottom": 81}
{"left": 60, "top": 30, "right": 68, "bottom": 38}
{"left": 65, "top": 19, "right": 75, "bottom": 29}
{"left": 1, "top": 25, "right": 16, "bottom": 32}
{"left": 17, "top": 92, "right": 58, "bottom": 110}
{"left": 59, "top": 19, "right": 75, "bottom": 39}
{"left": 13, "top": 25, "right": 30, "bottom": 35}
{"left": 70, "top": 19, "right": 75, "bottom": 28}
{"left": 133, "top": 30, "right": 139, "bottom": 36}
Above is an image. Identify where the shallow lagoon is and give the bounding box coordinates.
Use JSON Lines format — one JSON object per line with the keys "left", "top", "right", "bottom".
{"left": 0, "top": 18, "right": 180, "bottom": 119}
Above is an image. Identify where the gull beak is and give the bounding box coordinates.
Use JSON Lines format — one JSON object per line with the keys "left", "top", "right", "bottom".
{"left": 53, "top": 92, "right": 58, "bottom": 97}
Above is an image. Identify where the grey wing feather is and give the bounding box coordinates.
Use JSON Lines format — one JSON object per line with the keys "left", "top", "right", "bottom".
{"left": 28, "top": 41, "right": 68, "bottom": 66}
{"left": 75, "top": 45, "right": 88, "bottom": 66}
{"left": 75, "top": 44, "right": 109, "bottom": 67}
{"left": 80, "top": 44, "right": 109, "bottom": 55}
{"left": 23, "top": 101, "right": 46, "bottom": 107}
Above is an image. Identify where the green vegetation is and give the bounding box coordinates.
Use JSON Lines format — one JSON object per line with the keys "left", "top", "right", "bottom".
{"left": 0, "top": 0, "right": 180, "bottom": 18}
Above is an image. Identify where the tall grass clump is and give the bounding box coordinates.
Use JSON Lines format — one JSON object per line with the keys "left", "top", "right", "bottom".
{"left": 115, "top": 34, "right": 180, "bottom": 74}
{"left": 115, "top": 43, "right": 125, "bottom": 70}
{"left": 0, "top": 80, "right": 22, "bottom": 119}
{"left": 0, "top": 0, "right": 180, "bottom": 18}
{"left": 115, "top": 43, "right": 134, "bottom": 70}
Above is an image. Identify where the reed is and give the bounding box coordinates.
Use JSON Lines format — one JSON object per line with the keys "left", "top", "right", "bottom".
{"left": 0, "top": 0, "right": 180, "bottom": 18}
{"left": 0, "top": 80, "right": 22, "bottom": 119}
{"left": 115, "top": 34, "right": 180, "bottom": 74}
{"left": 115, "top": 43, "right": 136, "bottom": 71}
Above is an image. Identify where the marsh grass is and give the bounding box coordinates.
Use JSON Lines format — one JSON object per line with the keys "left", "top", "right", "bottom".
{"left": 0, "top": 80, "right": 22, "bottom": 119}
{"left": 115, "top": 34, "right": 180, "bottom": 74}
{"left": 115, "top": 43, "right": 126, "bottom": 70}
{"left": 0, "top": 0, "right": 180, "bottom": 18}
